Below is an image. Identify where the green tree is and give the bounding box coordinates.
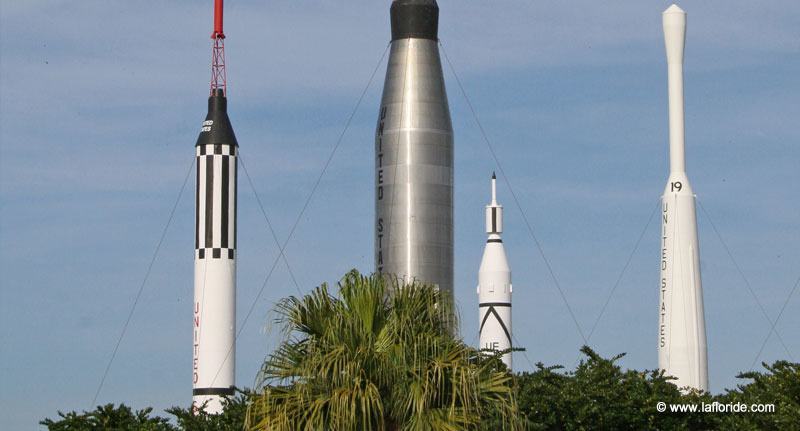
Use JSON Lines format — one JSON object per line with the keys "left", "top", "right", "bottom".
{"left": 40, "top": 393, "right": 249, "bottom": 431}
{"left": 716, "top": 361, "right": 800, "bottom": 430}
{"left": 166, "top": 389, "right": 251, "bottom": 431}
{"left": 246, "top": 270, "right": 521, "bottom": 430}
{"left": 40, "top": 403, "right": 175, "bottom": 431}
{"left": 516, "top": 346, "right": 718, "bottom": 430}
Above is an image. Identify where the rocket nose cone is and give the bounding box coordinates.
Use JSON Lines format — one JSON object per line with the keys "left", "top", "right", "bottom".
{"left": 196, "top": 89, "right": 238, "bottom": 147}
{"left": 663, "top": 4, "right": 687, "bottom": 28}
{"left": 663, "top": 4, "right": 686, "bottom": 64}
{"left": 390, "top": 0, "right": 439, "bottom": 41}
{"left": 664, "top": 4, "right": 685, "bottom": 14}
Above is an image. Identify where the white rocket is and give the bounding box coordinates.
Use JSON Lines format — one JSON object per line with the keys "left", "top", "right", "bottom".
{"left": 192, "top": 0, "right": 237, "bottom": 412}
{"left": 658, "top": 4, "right": 708, "bottom": 392}
{"left": 478, "top": 173, "right": 513, "bottom": 369}
{"left": 193, "top": 90, "right": 238, "bottom": 413}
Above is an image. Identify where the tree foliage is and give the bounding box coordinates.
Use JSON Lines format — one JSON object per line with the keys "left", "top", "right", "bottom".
{"left": 40, "top": 404, "right": 174, "bottom": 431}
{"left": 516, "top": 346, "right": 800, "bottom": 430}
{"left": 166, "top": 390, "right": 250, "bottom": 431}
{"left": 42, "top": 270, "right": 799, "bottom": 430}
{"left": 516, "top": 346, "right": 715, "bottom": 430}
{"left": 40, "top": 390, "right": 249, "bottom": 431}
{"left": 716, "top": 361, "right": 800, "bottom": 430}
{"left": 245, "top": 270, "right": 522, "bottom": 430}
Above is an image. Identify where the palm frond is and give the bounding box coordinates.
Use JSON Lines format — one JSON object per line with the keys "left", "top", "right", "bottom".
{"left": 246, "top": 271, "right": 521, "bottom": 431}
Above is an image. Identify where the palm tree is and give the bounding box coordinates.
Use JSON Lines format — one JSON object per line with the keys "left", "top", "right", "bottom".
{"left": 246, "top": 270, "right": 521, "bottom": 431}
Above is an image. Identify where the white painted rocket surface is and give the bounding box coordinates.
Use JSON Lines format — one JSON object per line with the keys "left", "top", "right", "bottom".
{"left": 658, "top": 4, "right": 708, "bottom": 392}
{"left": 478, "top": 173, "right": 513, "bottom": 369}
{"left": 192, "top": 0, "right": 237, "bottom": 413}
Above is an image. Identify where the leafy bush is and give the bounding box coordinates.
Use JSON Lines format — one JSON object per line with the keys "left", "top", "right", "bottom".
{"left": 40, "top": 389, "right": 249, "bottom": 431}
{"left": 716, "top": 361, "right": 800, "bottom": 430}
{"left": 40, "top": 352, "right": 800, "bottom": 431}
{"left": 167, "top": 390, "right": 250, "bottom": 431}
{"left": 40, "top": 404, "right": 174, "bottom": 431}
{"left": 42, "top": 272, "right": 799, "bottom": 430}
{"left": 516, "top": 347, "right": 800, "bottom": 430}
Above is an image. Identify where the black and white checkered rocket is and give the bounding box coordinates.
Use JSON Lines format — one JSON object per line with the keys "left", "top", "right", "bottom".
{"left": 193, "top": 89, "right": 237, "bottom": 412}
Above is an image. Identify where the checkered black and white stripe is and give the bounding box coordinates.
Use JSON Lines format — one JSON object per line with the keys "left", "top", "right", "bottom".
{"left": 195, "top": 144, "right": 237, "bottom": 259}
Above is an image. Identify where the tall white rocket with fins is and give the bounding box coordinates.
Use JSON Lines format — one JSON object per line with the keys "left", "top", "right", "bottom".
{"left": 478, "top": 173, "right": 513, "bottom": 369}
{"left": 658, "top": 4, "right": 708, "bottom": 392}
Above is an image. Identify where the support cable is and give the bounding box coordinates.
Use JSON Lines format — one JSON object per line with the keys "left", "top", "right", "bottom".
{"left": 439, "top": 42, "right": 587, "bottom": 344}
{"left": 586, "top": 199, "right": 660, "bottom": 342}
{"left": 238, "top": 153, "right": 302, "bottom": 295}
{"left": 563, "top": 200, "right": 659, "bottom": 367}
{"left": 696, "top": 200, "right": 794, "bottom": 361}
{"left": 750, "top": 274, "right": 799, "bottom": 369}
{"left": 208, "top": 43, "right": 391, "bottom": 387}
{"left": 91, "top": 156, "right": 195, "bottom": 406}
{"left": 382, "top": 40, "right": 411, "bottom": 279}
{"left": 512, "top": 333, "right": 537, "bottom": 372}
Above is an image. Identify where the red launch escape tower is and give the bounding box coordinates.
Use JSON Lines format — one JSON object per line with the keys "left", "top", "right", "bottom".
{"left": 210, "top": 0, "right": 226, "bottom": 95}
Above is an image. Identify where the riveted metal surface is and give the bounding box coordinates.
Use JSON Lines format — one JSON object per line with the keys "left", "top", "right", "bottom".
{"left": 375, "top": 38, "right": 453, "bottom": 295}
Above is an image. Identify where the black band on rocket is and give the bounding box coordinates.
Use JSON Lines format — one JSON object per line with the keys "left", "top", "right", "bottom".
{"left": 479, "top": 302, "right": 511, "bottom": 307}
{"left": 391, "top": 0, "right": 439, "bottom": 41}
{"left": 193, "top": 387, "right": 235, "bottom": 396}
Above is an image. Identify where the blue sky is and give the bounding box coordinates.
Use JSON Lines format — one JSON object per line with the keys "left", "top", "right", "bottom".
{"left": 1, "top": 0, "right": 798, "bottom": 428}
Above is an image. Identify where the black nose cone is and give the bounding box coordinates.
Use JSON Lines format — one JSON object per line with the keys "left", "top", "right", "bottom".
{"left": 390, "top": 0, "right": 439, "bottom": 41}
{"left": 196, "top": 89, "right": 238, "bottom": 148}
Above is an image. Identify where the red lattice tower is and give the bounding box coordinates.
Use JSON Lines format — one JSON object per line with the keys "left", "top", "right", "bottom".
{"left": 210, "top": 0, "right": 227, "bottom": 96}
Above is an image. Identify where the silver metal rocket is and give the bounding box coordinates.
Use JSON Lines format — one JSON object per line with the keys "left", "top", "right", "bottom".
{"left": 375, "top": 0, "right": 454, "bottom": 295}
{"left": 658, "top": 4, "right": 708, "bottom": 392}
{"left": 478, "top": 174, "right": 513, "bottom": 369}
{"left": 192, "top": 0, "right": 237, "bottom": 412}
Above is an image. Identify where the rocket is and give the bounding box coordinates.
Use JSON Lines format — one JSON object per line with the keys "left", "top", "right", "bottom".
{"left": 192, "top": 0, "right": 237, "bottom": 413}
{"left": 478, "top": 174, "right": 513, "bottom": 369}
{"left": 375, "top": 0, "right": 454, "bottom": 296}
{"left": 658, "top": 4, "right": 708, "bottom": 391}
